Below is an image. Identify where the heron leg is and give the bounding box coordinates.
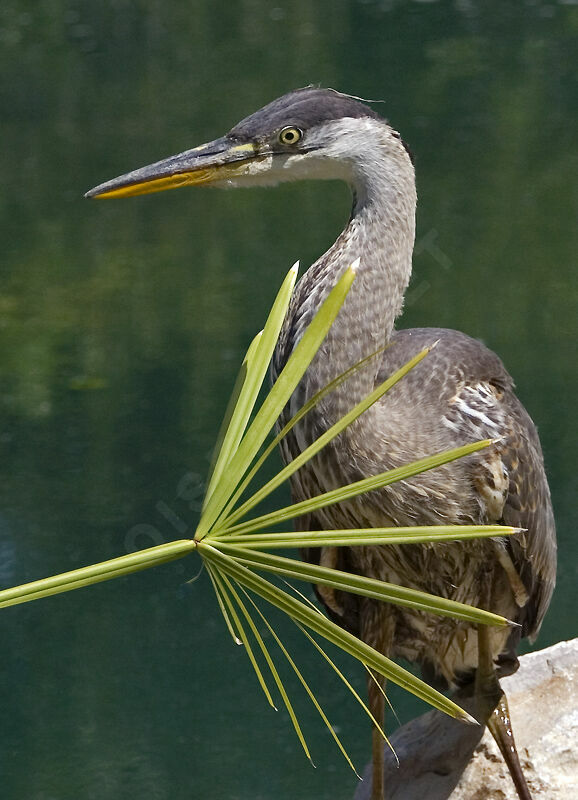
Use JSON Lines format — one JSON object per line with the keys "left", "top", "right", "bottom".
{"left": 368, "top": 671, "right": 386, "bottom": 800}
{"left": 362, "top": 601, "right": 394, "bottom": 800}
{"left": 476, "top": 623, "right": 533, "bottom": 800}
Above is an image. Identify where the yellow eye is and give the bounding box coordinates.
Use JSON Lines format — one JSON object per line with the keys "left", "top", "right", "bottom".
{"left": 278, "top": 126, "right": 303, "bottom": 146}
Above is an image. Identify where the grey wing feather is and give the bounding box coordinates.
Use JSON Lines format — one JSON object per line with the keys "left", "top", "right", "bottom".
{"left": 498, "top": 398, "right": 557, "bottom": 639}
{"left": 384, "top": 328, "right": 556, "bottom": 639}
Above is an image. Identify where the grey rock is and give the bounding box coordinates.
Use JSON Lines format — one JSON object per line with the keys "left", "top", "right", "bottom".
{"left": 354, "top": 639, "right": 578, "bottom": 800}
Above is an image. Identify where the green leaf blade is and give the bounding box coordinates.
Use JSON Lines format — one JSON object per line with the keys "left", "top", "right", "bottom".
{"left": 219, "top": 344, "right": 433, "bottom": 529}
{"left": 0, "top": 540, "right": 196, "bottom": 609}
{"left": 222, "top": 525, "right": 517, "bottom": 549}
{"left": 223, "top": 439, "right": 493, "bottom": 536}
{"left": 221, "top": 575, "right": 313, "bottom": 762}
{"left": 243, "top": 590, "right": 358, "bottom": 774}
{"left": 215, "top": 543, "right": 511, "bottom": 628}
{"left": 211, "top": 344, "right": 391, "bottom": 532}
{"left": 203, "top": 263, "right": 298, "bottom": 508}
{"left": 210, "top": 568, "right": 277, "bottom": 710}
{"left": 199, "top": 542, "right": 476, "bottom": 724}
{"left": 196, "top": 264, "right": 357, "bottom": 539}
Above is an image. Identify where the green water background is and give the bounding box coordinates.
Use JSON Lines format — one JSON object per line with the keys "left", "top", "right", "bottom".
{"left": 1, "top": 2, "right": 576, "bottom": 798}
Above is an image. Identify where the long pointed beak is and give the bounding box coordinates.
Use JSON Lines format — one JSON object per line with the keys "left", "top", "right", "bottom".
{"left": 85, "top": 137, "right": 259, "bottom": 199}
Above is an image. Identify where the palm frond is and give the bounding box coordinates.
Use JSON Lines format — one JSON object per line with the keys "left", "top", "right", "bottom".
{"left": 0, "top": 262, "right": 519, "bottom": 774}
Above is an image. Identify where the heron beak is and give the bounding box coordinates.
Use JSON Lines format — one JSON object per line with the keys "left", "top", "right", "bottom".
{"left": 85, "top": 137, "right": 260, "bottom": 199}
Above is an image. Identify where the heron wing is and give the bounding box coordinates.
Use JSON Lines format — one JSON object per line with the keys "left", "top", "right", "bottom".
{"left": 383, "top": 328, "right": 556, "bottom": 640}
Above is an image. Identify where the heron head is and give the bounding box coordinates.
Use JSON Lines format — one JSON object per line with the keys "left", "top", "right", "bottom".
{"left": 85, "top": 87, "right": 412, "bottom": 200}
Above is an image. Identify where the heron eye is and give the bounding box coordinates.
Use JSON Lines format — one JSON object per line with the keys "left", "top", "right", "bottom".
{"left": 278, "top": 126, "right": 303, "bottom": 146}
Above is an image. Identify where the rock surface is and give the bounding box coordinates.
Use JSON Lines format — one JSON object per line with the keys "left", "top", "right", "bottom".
{"left": 353, "top": 639, "right": 577, "bottom": 800}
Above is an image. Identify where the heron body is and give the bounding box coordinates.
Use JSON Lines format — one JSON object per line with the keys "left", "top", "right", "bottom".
{"left": 87, "top": 87, "right": 556, "bottom": 799}
{"left": 281, "top": 326, "right": 551, "bottom": 683}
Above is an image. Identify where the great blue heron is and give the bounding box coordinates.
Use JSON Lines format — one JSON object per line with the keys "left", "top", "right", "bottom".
{"left": 86, "top": 87, "right": 556, "bottom": 800}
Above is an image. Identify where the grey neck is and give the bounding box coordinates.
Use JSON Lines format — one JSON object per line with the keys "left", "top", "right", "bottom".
{"left": 286, "top": 140, "right": 417, "bottom": 427}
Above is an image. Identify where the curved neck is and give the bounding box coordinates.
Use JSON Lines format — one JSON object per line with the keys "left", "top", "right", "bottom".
{"left": 285, "top": 140, "right": 416, "bottom": 425}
